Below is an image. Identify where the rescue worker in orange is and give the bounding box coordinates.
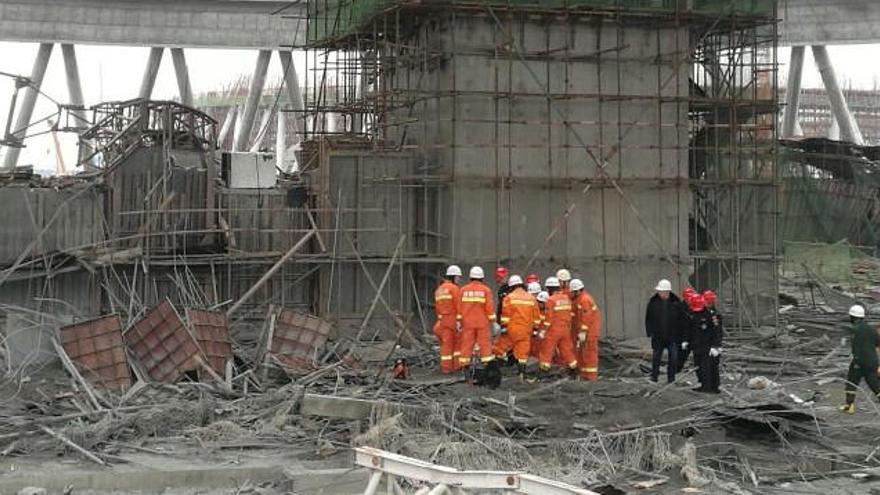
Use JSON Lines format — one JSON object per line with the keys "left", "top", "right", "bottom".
{"left": 571, "top": 278, "right": 602, "bottom": 381}
{"left": 433, "top": 265, "right": 462, "bottom": 374}
{"left": 537, "top": 277, "right": 578, "bottom": 377}
{"left": 556, "top": 269, "right": 572, "bottom": 296}
{"left": 458, "top": 266, "right": 496, "bottom": 370}
{"left": 530, "top": 289, "right": 548, "bottom": 360}
{"left": 493, "top": 275, "right": 541, "bottom": 379}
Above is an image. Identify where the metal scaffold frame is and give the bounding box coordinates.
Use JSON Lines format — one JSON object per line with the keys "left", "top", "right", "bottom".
{"left": 299, "top": 0, "right": 779, "bottom": 335}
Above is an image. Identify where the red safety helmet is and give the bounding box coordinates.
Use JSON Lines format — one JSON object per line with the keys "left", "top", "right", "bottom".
{"left": 683, "top": 287, "right": 696, "bottom": 298}
{"left": 494, "top": 266, "right": 509, "bottom": 283}
{"left": 702, "top": 290, "right": 717, "bottom": 307}
{"left": 526, "top": 273, "right": 540, "bottom": 285}
{"left": 689, "top": 294, "right": 706, "bottom": 312}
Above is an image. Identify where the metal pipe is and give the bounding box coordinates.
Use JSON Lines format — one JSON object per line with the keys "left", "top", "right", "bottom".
{"left": 61, "top": 44, "right": 88, "bottom": 130}
{"left": 139, "top": 47, "right": 164, "bottom": 100}
{"left": 233, "top": 50, "right": 271, "bottom": 151}
{"left": 811, "top": 45, "right": 864, "bottom": 145}
{"left": 2, "top": 42, "right": 53, "bottom": 170}
{"left": 781, "top": 46, "right": 804, "bottom": 138}
{"left": 170, "top": 48, "right": 194, "bottom": 107}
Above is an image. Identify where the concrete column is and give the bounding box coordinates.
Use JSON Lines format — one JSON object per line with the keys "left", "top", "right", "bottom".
{"left": 2, "top": 43, "right": 53, "bottom": 170}
{"left": 277, "top": 50, "right": 305, "bottom": 138}
{"left": 139, "top": 47, "right": 164, "bottom": 100}
{"left": 276, "top": 108, "right": 287, "bottom": 171}
{"left": 249, "top": 108, "right": 273, "bottom": 152}
{"left": 233, "top": 50, "right": 271, "bottom": 152}
{"left": 782, "top": 46, "right": 805, "bottom": 139}
{"left": 170, "top": 48, "right": 194, "bottom": 107}
{"left": 812, "top": 45, "right": 864, "bottom": 145}
{"left": 61, "top": 44, "right": 88, "bottom": 130}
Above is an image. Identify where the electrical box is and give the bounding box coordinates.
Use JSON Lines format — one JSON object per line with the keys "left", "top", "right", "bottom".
{"left": 221, "top": 152, "right": 277, "bottom": 189}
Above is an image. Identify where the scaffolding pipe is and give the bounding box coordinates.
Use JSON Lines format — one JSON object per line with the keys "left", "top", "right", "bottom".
{"left": 812, "top": 45, "right": 864, "bottom": 145}
{"left": 234, "top": 50, "right": 271, "bottom": 151}
{"left": 170, "top": 48, "right": 194, "bottom": 107}
{"left": 782, "top": 45, "right": 804, "bottom": 138}
{"left": 139, "top": 47, "right": 164, "bottom": 100}
{"left": 2, "top": 42, "right": 53, "bottom": 171}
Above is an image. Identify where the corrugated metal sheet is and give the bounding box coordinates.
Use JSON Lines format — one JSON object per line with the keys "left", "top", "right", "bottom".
{"left": 125, "top": 299, "right": 201, "bottom": 383}
{"left": 60, "top": 315, "right": 132, "bottom": 390}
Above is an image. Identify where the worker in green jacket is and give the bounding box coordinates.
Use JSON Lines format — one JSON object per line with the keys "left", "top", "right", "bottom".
{"left": 841, "top": 304, "right": 880, "bottom": 414}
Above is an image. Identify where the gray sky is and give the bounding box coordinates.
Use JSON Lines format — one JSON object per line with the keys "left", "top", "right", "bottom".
{"left": 0, "top": 42, "right": 877, "bottom": 173}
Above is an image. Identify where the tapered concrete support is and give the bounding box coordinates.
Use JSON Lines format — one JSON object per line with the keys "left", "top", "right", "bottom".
{"left": 249, "top": 108, "right": 273, "bottom": 152}
{"left": 782, "top": 46, "right": 805, "bottom": 138}
{"left": 233, "top": 50, "right": 271, "bottom": 151}
{"left": 139, "top": 47, "right": 164, "bottom": 100}
{"left": 61, "top": 44, "right": 88, "bottom": 130}
{"left": 811, "top": 45, "right": 864, "bottom": 145}
{"left": 276, "top": 108, "right": 287, "bottom": 171}
{"left": 217, "top": 106, "right": 237, "bottom": 149}
{"left": 2, "top": 42, "right": 53, "bottom": 170}
{"left": 277, "top": 50, "right": 305, "bottom": 138}
{"left": 170, "top": 48, "right": 193, "bottom": 107}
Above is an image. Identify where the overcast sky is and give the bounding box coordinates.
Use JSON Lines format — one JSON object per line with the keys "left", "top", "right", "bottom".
{"left": 0, "top": 42, "right": 877, "bottom": 173}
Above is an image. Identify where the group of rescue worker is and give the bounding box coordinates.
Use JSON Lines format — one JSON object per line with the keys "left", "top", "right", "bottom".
{"left": 433, "top": 265, "right": 601, "bottom": 383}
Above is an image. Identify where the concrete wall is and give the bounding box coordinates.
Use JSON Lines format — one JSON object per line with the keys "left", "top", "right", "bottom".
{"left": 386, "top": 15, "right": 690, "bottom": 339}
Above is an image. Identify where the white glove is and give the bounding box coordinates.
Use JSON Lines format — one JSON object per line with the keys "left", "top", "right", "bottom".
{"left": 577, "top": 332, "right": 586, "bottom": 344}
{"left": 709, "top": 347, "right": 721, "bottom": 357}
{"left": 456, "top": 321, "right": 462, "bottom": 333}
{"left": 538, "top": 330, "right": 546, "bottom": 339}
{"left": 681, "top": 342, "right": 689, "bottom": 350}
{"left": 499, "top": 326, "right": 508, "bottom": 334}
{"left": 492, "top": 322, "right": 501, "bottom": 335}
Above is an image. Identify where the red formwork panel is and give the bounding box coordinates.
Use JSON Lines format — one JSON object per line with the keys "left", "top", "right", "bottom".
{"left": 186, "top": 308, "right": 231, "bottom": 376}
{"left": 270, "top": 309, "right": 333, "bottom": 371}
{"left": 124, "top": 300, "right": 202, "bottom": 383}
{"left": 59, "top": 315, "right": 132, "bottom": 390}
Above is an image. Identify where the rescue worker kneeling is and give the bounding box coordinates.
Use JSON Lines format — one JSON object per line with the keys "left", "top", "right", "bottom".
{"left": 537, "top": 277, "right": 578, "bottom": 377}
{"left": 493, "top": 275, "right": 541, "bottom": 379}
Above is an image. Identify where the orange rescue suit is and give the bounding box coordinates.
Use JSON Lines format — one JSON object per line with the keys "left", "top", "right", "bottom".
{"left": 433, "top": 280, "right": 461, "bottom": 373}
{"left": 458, "top": 280, "right": 496, "bottom": 366}
{"left": 538, "top": 292, "right": 577, "bottom": 371}
{"left": 493, "top": 287, "right": 541, "bottom": 364}
{"left": 573, "top": 290, "right": 602, "bottom": 380}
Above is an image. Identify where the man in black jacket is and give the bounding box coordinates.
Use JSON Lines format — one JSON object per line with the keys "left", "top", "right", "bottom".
{"left": 645, "top": 279, "right": 687, "bottom": 383}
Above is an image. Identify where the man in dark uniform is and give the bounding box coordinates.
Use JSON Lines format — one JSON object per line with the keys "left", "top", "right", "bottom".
{"left": 688, "top": 294, "right": 723, "bottom": 393}
{"left": 840, "top": 304, "right": 880, "bottom": 414}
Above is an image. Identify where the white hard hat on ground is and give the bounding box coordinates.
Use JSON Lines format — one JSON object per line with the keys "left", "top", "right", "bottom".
{"left": 655, "top": 279, "right": 672, "bottom": 292}
{"left": 446, "top": 265, "right": 462, "bottom": 277}
{"left": 545, "top": 277, "right": 561, "bottom": 288}
{"left": 526, "top": 282, "right": 541, "bottom": 294}
{"left": 508, "top": 275, "right": 523, "bottom": 286}
{"left": 849, "top": 305, "right": 866, "bottom": 318}
{"left": 556, "top": 269, "right": 572, "bottom": 282}
{"left": 537, "top": 291, "right": 549, "bottom": 303}
{"left": 469, "top": 266, "right": 485, "bottom": 279}
{"left": 570, "top": 279, "right": 585, "bottom": 292}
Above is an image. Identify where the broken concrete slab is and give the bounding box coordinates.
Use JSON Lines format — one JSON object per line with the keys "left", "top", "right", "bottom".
{"left": 300, "top": 393, "right": 425, "bottom": 420}
{"left": 270, "top": 309, "right": 333, "bottom": 371}
{"left": 59, "top": 315, "right": 131, "bottom": 390}
{"left": 124, "top": 299, "right": 202, "bottom": 383}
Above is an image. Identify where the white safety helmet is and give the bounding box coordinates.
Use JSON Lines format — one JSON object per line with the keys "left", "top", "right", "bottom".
{"left": 570, "top": 279, "right": 585, "bottom": 292}
{"left": 655, "top": 279, "right": 672, "bottom": 292}
{"left": 849, "top": 304, "right": 866, "bottom": 318}
{"left": 526, "top": 282, "right": 541, "bottom": 294}
{"left": 469, "top": 266, "right": 485, "bottom": 279}
{"left": 508, "top": 274, "right": 523, "bottom": 287}
{"left": 536, "top": 291, "right": 549, "bottom": 303}
{"left": 556, "top": 269, "right": 572, "bottom": 282}
{"left": 545, "top": 277, "right": 561, "bottom": 288}
{"left": 446, "top": 265, "right": 462, "bottom": 277}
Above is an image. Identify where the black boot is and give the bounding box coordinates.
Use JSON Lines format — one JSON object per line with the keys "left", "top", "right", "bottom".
{"left": 506, "top": 352, "right": 517, "bottom": 367}
{"left": 517, "top": 363, "right": 527, "bottom": 381}
{"left": 484, "top": 360, "right": 502, "bottom": 389}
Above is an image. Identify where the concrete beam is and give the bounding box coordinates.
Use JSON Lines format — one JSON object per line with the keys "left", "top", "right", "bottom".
{"left": 139, "top": 47, "right": 164, "bottom": 100}
{"left": 233, "top": 50, "right": 271, "bottom": 152}
{"left": 781, "top": 46, "right": 804, "bottom": 139}
{"left": 781, "top": 0, "right": 880, "bottom": 46}
{"left": 2, "top": 42, "right": 53, "bottom": 170}
{"left": 0, "top": 0, "right": 306, "bottom": 49}
{"left": 811, "top": 45, "right": 864, "bottom": 145}
{"left": 170, "top": 48, "right": 194, "bottom": 107}
{"left": 60, "top": 44, "right": 88, "bottom": 130}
